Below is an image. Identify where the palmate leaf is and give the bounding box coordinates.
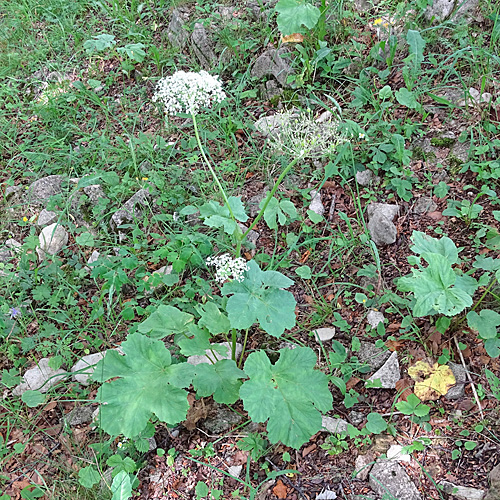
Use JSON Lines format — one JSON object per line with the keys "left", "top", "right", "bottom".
{"left": 409, "top": 231, "right": 459, "bottom": 264}
{"left": 222, "top": 260, "right": 296, "bottom": 337}
{"left": 200, "top": 197, "right": 248, "bottom": 236}
{"left": 192, "top": 359, "right": 245, "bottom": 404}
{"left": 275, "top": 0, "right": 321, "bottom": 35}
{"left": 137, "top": 305, "right": 194, "bottom": 340}
{"left": 467, "top": 309, "right": 500, "bottom": 340}
{"left": 94, "top": 333, "right": 194, "bottom": 437}
{"left": 240, "top": 348, "right": 332, "bottom": 449}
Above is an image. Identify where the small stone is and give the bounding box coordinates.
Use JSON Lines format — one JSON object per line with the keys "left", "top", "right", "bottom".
{"left": 413, "top": 197, "right": 438, "bottom": 215}
{"left": 366, "top": 310, "right": 384, "bottom": 329}
{"left": 71, "top": 351, "right": 107, "bottom": 385}
{"left": 485, "top": 463, "right": 500, "bottom": 500}
{"left": 228, "top": 465, "right": 242, "bottom": 478}
{"left": 438, "top": 480, "right": 485, "bottom": 500}
{"left": 354, "top": 452, "right": 375, "bottom": 481}
{"left": 309, "top": 190, "right": 325, "bottom": 216}
{"left": 238, "top": 223, "right": 259, "bottom": 246}
{"left": 5, "top": 185, "right": 23, "bottom": 201}
{"left": 369, "top": 459, "right": 422, "bottom": 500}
{"left": 6, "top": 239, "right": 22, "bottom": 252}
{"left": 87, "top": 250, "right": 100, "bottom": 265}
{"left": 110, "top": 188, "right": 151, "bottom": 230}
{"left": 167, "top": 8, "right": 190, "bottom": 49}
{"left": 387, "top": 444, "right": 411, "bottom": 463}
{"left": 191, "top": 23, "right": 217, "bottom": 69}
{"left": 322, "top": 416, "right": 349, "bottom": 434}
{"left": 366, "top": 203, "right": 399, "bottom": 246}
{"left": 356, "top": 170, "right": 374, "bottom": 186}
{"left": 254, "top": 111, "right": 298, "bottom": 137}
{"left": 27, "top": 175, "right": 64, "bottom": 205}
{"left": 445, "top": 362, "right": 467, "bottom": 400}
{"left": 148, "top": 437, "right": 157, "bottom": 451}
{"left": 316, "top": 490, "right": 337, "bottom": 500}
{"left": 349, "top": 410, "right": 364, "bottom": 426}
{"left": 251, "top": 47, "right": 294, "bottom": 87}
{"left": 246, "top": 188, "right": 269, "bottom": 217}
{"left": 65, "top": 406, "right": 94, "bottom": 426}
{"left": 203, "top": 407, "right": 242, "bottom": 434}
{"left": 170, "top": 428, "right": 180, "bottom": 438}
{"left": 358, "top": 342, "right": 391, "bottom": 371}
{"left": 83, "top": 184, "right": 107, "bottom": 204}
{"left": 13, "top": 358, "right": 67, "bottom": 395}
{"left": 313, "top": 328, "right": 336, "bottom": 342}
{"left": 261, "top": 79, "right": 282, "bottom": 100}
{"left": 37, "top": 223, "right": 68, "bottom": 258}
{"left": 187, "top": 342, "right": 242, "bottom": 366}
{"left": 37, "top": 209, "right": 58, "bottom": 227}
{"left": 367, "top": 351, "right": 400, "bottom": 389}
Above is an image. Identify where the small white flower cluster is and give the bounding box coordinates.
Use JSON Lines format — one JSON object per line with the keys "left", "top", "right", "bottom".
{"left": 153, "top": 70, "right": 226, "bottom": 116}
{"left": 206, "top": 254, "right": 249, "bottom": 283}
{"left": 269, "top": 111, "right": 345, "bottom": 159}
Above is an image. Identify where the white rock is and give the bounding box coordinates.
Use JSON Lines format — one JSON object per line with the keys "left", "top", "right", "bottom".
{"left": 36, "top": 209, "right": 58, "bottom": 227}
{"left": 367, "top": 351, "right": 400, "bottom": 389}
{"left": 322, "top": 416, "right": 349, "bottom": 434}
{"left": 387, "top": 444, "right": 411, "bottom": 463}
{"left": 438, "top": 480, "right": 485, "bottom": 500}
{"left": 13, "top": 358, "right": 67, "bottom": 395}
{"left": 5, "top": 239, "right": 22, "bottom": 253}
{"left": 37, "top": 223, "right": 68, "bottom": 258}
{"left": 316, "top": 490, "right": 337, "bottom": 499}
{"left": 309, "top": 190, "right": 325, "bottom": 216}
{"left": 370, "top": 459, "right": 422, "bottom": 500}
{"left": 71, "top": 351, "right": 107, "bottom": 385}
{"left": 313, "top": 328, "right": 336, "bottom": 342}
{"left": 187, "top": 342, "right": 242, "bottom": 365}
{"left": 356, "top": 170, "right": 374, "bottom": 186}
{"left": 87, "top": 250, "right": 100, "bottom": 265}
{"left": 367, "top": 310, "right": 385, "bottom": 329}
{"left": 228, "top": 465, "right": 242, "bottom": 478}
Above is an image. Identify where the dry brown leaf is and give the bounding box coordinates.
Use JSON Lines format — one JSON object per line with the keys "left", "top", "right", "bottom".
{"left": 346, "top": 376, "right": 362, "bottom": 390}
{"left": 395, "top": 379, "right": 413, "bottom": 402}
{"left": 281, "top": 33, "right": 304, "bottom": 43}
{"left": 385, "top": 339, "right": 404, "bottom": 352}
{"left": 272, "top": 479, "right": 288, "bottom": 499}
{"left": 408, "top": 360, "right": 456, "bottom": 401}
{"left": 302, "top": 443, "right": 316, "bottom": 457}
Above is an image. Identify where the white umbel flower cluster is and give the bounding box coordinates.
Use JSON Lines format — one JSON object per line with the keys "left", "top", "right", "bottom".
{"left": 269, "top": 110, "right": 344, "bottom": 159}
{"left": 206, "top": 254, "right": 249, "bottom": 283}
{"left": 153, "top": 70, "right": 226, "bottom": 115}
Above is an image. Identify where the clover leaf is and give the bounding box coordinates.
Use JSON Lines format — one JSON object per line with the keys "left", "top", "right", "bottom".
{"left": 94, "top": 333, "right": 194, "bottom": 437}
{"left": 222, "top": 260, "right": 296, "bottom": 337}
{"left": 239, "top": 347, "right": 332, "bottom": 449}
{"left": 192, "top": 359, "right": 245, "bottom": 404}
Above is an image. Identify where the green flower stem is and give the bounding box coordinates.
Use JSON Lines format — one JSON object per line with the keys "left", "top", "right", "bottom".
{"left": 191, "top": 112, "right": 237, "bottom": 223}
{"left": 238, "top": 328, "right": 250, "bottom": 369}
{"left": 231, "top": 328, "right": 237, "bottom": 361}
{"left": 238, "top": 155, "right": 303, "bottom": 257}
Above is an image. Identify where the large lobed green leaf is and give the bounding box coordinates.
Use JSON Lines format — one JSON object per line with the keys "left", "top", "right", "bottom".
{"left": 94, "top": 333, "right": 194, "bottom": 437}
{"left": 222, "top": 260, "right": 296, "bottom": 337}
{"left": 240, "top": 347, "right": 332, "bottom": 449}
{"left": 275, "top": 0, "right": 321, "bottom": 35}
{"left": 137, "top": 305, "right": 194, "bottom": 340}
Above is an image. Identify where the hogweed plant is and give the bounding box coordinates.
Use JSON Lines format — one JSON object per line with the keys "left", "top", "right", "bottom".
{"left": 91, "top": 71, "right": 346, "bottom": 459}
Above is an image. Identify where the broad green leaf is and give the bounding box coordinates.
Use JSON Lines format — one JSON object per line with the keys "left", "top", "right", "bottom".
{"left": 484, "top": 338, "right": 500, "bottom": 358}
{"left": 395, "top": 87, "right": 419, "bottom": 109}
{"left": 21, "top": 390, "right": 45, "bottom": 407}
{"left": 365, "top": 412, "right": 387, "bottom": 434}
{"left": 379, "top": 85, "right": 393, "bottom": 100}
{"left": 195, "top": 482, "right": 209, "bottom": 498}
{"left": 467, "top": 309, "right": 500, "bottom": 340}
{"left": 76, "top": 232, "right": 95, "bottom": 247}
{"left": 111, "top": 471, "right": 132, "bottom": 500}
{"left": 192, "top": 360, "right": 245, "bottom": 404}
{"left": 391, "top": 134, "right": 412, "bottom": 166}
{"left": 177, "top": 325, "right": 212, "bottom": 357}
{"left": 227, "top": 196, "right": 248, "bottom": 223}
{"left": 94, "top": 333, "right": 194, "bottom": 437}
{"left": 296, "top": 265, "right": 312, "bottom": 279}
{"left": 222, "top": 260, "right": 296, "bottom": 337}
{"left": 260, "top": 197, "right": 297, "bottom": 230}
{"left": 240, "top": 348, "right": 332, "bottom": 449}
{"left": 406, "top": 30, "right": 425, "bottom": 67}
{"left": 78, "top": 466, "right": 101, "bottom": 488}
{"left": 117, "top": 43, "right": 146, "bottom": 63}
{"left": 409, "top": 231, "right": 459, "bottom": 264}
{"left": 106, "top": 455, "right": 136, "bottom": 474}
{"left": 137, "top": 305, "right": 194, "bottom": 340}
{"left": 200, "top": 200, "right": 238, "bottom": 235}
{"left": 197, "top": 302, "right": 231, "bottom": 335}
{"left": 83, "top": 33, "right": 116, "bottom": 54}
{"left": 275, "top": 0, "right": 321, "bottom": 35}
{"left": 473, "top": 256, "right": 500, "bottom": 271}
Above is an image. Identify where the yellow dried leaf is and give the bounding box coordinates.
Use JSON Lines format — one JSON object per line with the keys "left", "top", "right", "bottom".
{"left": 281, "top": 33, "right": 304, "bottom": 43}
{"left": 408, "top": 360, "right": 456, "bottom": 401}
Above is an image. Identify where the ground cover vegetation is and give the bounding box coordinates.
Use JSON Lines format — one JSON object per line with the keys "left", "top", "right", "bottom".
{"left": 0, "top": 0, "right": 500, "bottom": 498}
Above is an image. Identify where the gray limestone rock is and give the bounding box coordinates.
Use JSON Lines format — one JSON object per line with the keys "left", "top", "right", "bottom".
{"left": 5, "top": 185, "right": 23, "bottom": 202}
{"left": 356, "top": 170, "right": 374, "bottom": 186}
{"left": 438, "top": 480, "right": 485, "bottom": 500}
{"left": 167, "top": 8, "right": 190, "bottom": 49}
{"left": 191, "top": 23, "right": 217, "bottom": 70}
{"left": 425, "top": 0, "right": 478, "bottom": 22}
{"left": 187, "top": 342, "right": 242, "bottom": 366}
{"left": 445, "top": 362, "right": 467, "bottom": 400}
{"left": 369, "top": 459, "right": 422, "bottom": 500}
{"left": 316, "top": 491, "right": 337, "bottom": 500}
{"left": 261, "top": 80, "right": 283, "bottom": 100}
{"left": 83, "top": 184, "right": 107, "bottom": 204}
{"left": 37, "top": 209, "right": 58, "bottom": 227}
{"left": 354, "top": 452, "right": 375, "bottom": 481}
{"left": 349, "top": 410, "right": 364, "bottom": 426}
{"left": 367, "top": 203, "right": 399, "bottom": 246}
{"left": 358, "top": 342, "right": 391, "bottom": 371}
{"left": 27, "top": 175, "right": 64, "bottom": 205}
{"left": 254, "top": 111, "right": 297, "bottom": 138}
{"left": 366, "top": 310, "right": 385, "bottom": 329}
{"left": 203, "top": 406, "right": 242, "bottom": 434}
{"left": 251, "top": 47, "right": 294, "bottom": 87}
{"left": 313, "top": 328, "right": 336, "bottom": 342}
{"left": 65, "top": 406, "right": 95, "bottom": 426}
{"left": 37, "top": 223, "right": 68, "bottom": 258}
{"left": 322, "top": 416, "right": 349, "bottom": 434}
{"left": 485, "top": 463, "right": 500, "bottom": 500}
{"left": 71, "top": 351, "right": 107, "bottom": 385}
{"left": 367, "top": 351, "right": 400, "bottom": 389}
{"left": 110, "top": 188, "right": 151, "bottom": 230}
{"left": 413, "top": 197, "right": 438, "bottom": 215}
{"left": 13, "top": 358, "right": 68, "bottom": 395}
{"left": 309, "top": 189, "right": 325, "bottom": 216}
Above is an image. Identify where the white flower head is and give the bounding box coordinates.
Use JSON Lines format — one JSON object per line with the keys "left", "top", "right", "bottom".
{"left": 268, "top": 110, "right": 345, "bottom": 159}
{"left": 153, "top": 70, "right": 226, "bottom": 116}
{"left": 206, "top": 254, "right": 249, "bottom": 283}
